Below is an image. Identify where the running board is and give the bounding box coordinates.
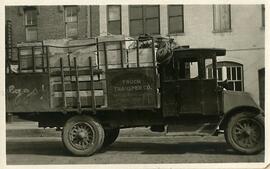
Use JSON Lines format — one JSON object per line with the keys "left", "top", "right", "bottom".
{"left": 166, "top": 132, "right": 210, "bottom": 136}
{"left": 166, "top": 123, "right": 218, "bottom": 136}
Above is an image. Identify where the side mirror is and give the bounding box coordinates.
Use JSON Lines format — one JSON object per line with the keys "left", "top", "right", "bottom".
{"left": 219, "top": 79, "right": 229, "bottom": 90}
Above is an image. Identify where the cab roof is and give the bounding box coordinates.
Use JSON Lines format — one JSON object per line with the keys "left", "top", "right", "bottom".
{"left": 172, "top": 48, "right": 226, "bottom": 58}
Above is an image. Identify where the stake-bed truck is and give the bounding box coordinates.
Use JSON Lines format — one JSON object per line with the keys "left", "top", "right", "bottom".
{"left": 6, "top": 37, "right": 264, "bottom": 156}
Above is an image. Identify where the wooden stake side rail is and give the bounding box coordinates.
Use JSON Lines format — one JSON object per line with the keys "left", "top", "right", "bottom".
{"left": 89, "top": 57, "right": 96, "bottom": 113}
{"left": 60, "top": 58, "right": 66, "bottom": 108}
{"left": 74, "top": 58, "right": 82, "bottom": 113}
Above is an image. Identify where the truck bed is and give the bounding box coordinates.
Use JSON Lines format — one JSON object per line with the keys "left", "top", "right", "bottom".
{"left": 6, "top": 37, "right": 160, "bottom": 114}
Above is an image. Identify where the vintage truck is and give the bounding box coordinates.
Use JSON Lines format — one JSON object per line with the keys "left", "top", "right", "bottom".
{"left": 6, "top": 36, "right": 264, "bottom": 156}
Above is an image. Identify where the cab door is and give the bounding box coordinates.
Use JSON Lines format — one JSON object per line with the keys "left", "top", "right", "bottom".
{"left": 161, "top": 58, "right": 202, "bottom": 116}
{"left": 162, "top": 57, "right": 219, "bottom": 116}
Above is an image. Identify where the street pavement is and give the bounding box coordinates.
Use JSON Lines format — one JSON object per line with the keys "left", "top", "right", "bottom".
{"left": 6, "top": 121, "right": 265, "bottom": 165}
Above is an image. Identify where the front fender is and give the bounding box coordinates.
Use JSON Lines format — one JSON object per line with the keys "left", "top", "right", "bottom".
{"left": 222, "top": 90, "right": 262, "bottom": 114}
{"left": 218, "top": 90, "right": 263, "bottom": 130}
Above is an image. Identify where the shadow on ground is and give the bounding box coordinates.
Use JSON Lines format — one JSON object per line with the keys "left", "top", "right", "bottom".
{"left": 7, "top": 140, "right": 67, "bottom": 156}
{"left": 101, "top": 141, "right": 238, "bottom": 155}
{"left": 6, "top": 138, "right": 243, "bottom": 156}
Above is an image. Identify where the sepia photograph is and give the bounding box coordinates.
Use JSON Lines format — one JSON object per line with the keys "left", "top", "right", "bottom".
{"left": 3, "top": 1, "right": 268, "bottom": 168}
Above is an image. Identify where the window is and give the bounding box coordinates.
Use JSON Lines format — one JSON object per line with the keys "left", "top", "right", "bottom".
{"left": 129, "top": 5, "right": 160, "bottom": 36}
{"left": 189, "top": 62, "right": 199, "bottom": 79}
{"left": 262, "top": 5, "right": 265, "bottom": 27}
{"left": 168, "top": 5, "right": 184, "bottom": 34}
{"left": 226, "top": 66, "right": 243, "bottom": 91}
{"left": 205, "top": 58, "right": 214, "bottom": 79}
{"left": 206, "top": 62, "right": 244, "bottom": 91}
{"left": 24, "top": 7, "right": 38, "bottom": 41}
{"left": 175, "top": 59, "right": 199, "bottom": 79}
{"left": 64, "top": 6, "right": 78, "bottom": 38}
{"left": 213, "top": 5, "right": 231, "bottom": 32}
{"left": 107, "top": 5, "right": 121, "bottom": 35}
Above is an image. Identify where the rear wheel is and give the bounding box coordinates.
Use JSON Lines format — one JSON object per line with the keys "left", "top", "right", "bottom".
{"left": 103, "top": 128, "right": 120, "bottom": 147}
{"left": 62, "top": 115, "right": 104, "bottom": 156}
{"left": 225, "top": 112, "right": 264, "bottom": 154}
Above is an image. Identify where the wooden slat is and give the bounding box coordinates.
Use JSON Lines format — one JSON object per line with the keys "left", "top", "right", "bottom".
{"left": 53, "top": 90, "right": 104, "bottom": 97}
{"left": 53, "top": 81, "right": 104, "bottom": 91}
{"left": 52, "top": 96, "right": 105, "bottom": 108}
{"left": 50, "top": 69, "right": 103, "bottom": 76}
{"left": 50, "top": 75, "right": 106, "bottom": 82}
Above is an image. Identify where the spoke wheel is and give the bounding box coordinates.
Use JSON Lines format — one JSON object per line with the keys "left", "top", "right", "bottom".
{"left": 225, "top": 112, "right": 264, "bottom": 154}
{"left": 62, "top": 115, "right": 104, "bottom": 156}
{"left": 68, "top": 122, "right": 95, "bottom": 150}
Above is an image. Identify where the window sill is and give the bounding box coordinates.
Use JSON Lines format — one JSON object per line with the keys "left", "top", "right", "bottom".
{"left": 168, "top": 32, "right": 185, "bottom": 36}
{"left": 129, "top": 34, "right": 161, "bottom": 39}
{"left": 212, "top": 29, "right": 232, "bottom": 33}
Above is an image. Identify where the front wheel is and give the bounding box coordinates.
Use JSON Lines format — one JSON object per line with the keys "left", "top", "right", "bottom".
{"left": 62, "top": 115, "right": 104, "bottom": 156}
{"left": 225, "top": 112, "right": 264, "bottom": 154}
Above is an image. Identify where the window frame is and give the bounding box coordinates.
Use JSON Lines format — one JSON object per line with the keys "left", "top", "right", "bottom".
{"left": 64, "top": 6, "right": 79, "bottom": 39}
{"left": 226, "top": 66, "right": 243, "bottom": 91}
{"left": 167, "top": 5, "right": 184, "bottom": 34}
{"left": 212, "top": 5, "right": 232, "bottom": 33}
{"left": 23, "top": 7, "right": 38, "bottom": 42}
{"left": 24, "top": 7, "right": 38, "bottom": 42}
{"left": 206, "top": 61, "right": 244, "bottom": 91}
{"left": 262, "top": 4, "right": 265, "bottom": 28}
{"left": 129, "top": 5, "right": 160, "bottom": 36}
{"left": 107, "top": 5, "right": 122, "bottom": 35}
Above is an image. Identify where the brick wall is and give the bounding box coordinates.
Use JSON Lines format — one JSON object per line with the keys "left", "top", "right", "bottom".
{"left": 5, "top": 6, "right": 90, "bottom": 45}
{"left": 77, "top": 6, "right": 88, "bottom": 39}
{"left": 90, "top": 6, "right": 100, "bottom": 37}
{"left": 38, "top": 6, "right": 65, "bottom": 40}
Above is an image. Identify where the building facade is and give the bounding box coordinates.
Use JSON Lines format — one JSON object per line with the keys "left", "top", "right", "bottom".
{"left": 5, "top": 5, "right": 265, "bottom": 108}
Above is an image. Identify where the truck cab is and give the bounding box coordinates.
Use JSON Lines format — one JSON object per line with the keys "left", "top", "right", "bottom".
{"left": 160, "top": 48, "right": 224, "bottom": 117}
{"left": 158, "top": 47, "right": 264, "bottom": 155}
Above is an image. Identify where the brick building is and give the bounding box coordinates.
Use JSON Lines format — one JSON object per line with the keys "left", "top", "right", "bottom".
{"left": 5, "top": 5, "right": 265, "bottom": 108}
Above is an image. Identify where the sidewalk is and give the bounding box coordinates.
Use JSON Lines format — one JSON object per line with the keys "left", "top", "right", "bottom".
{"left": 6, "top": 121, "right": 166, "bottom": 138}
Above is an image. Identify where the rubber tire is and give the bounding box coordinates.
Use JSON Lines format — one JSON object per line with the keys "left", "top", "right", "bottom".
{"left": 103, "top": 128, "right": 120, "bottom": 147}
{"left": 225, "top": 112, "right": 264, "bottom": 154}
{"left": 62, "top": 115, "right": 104, "bottom": 156}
